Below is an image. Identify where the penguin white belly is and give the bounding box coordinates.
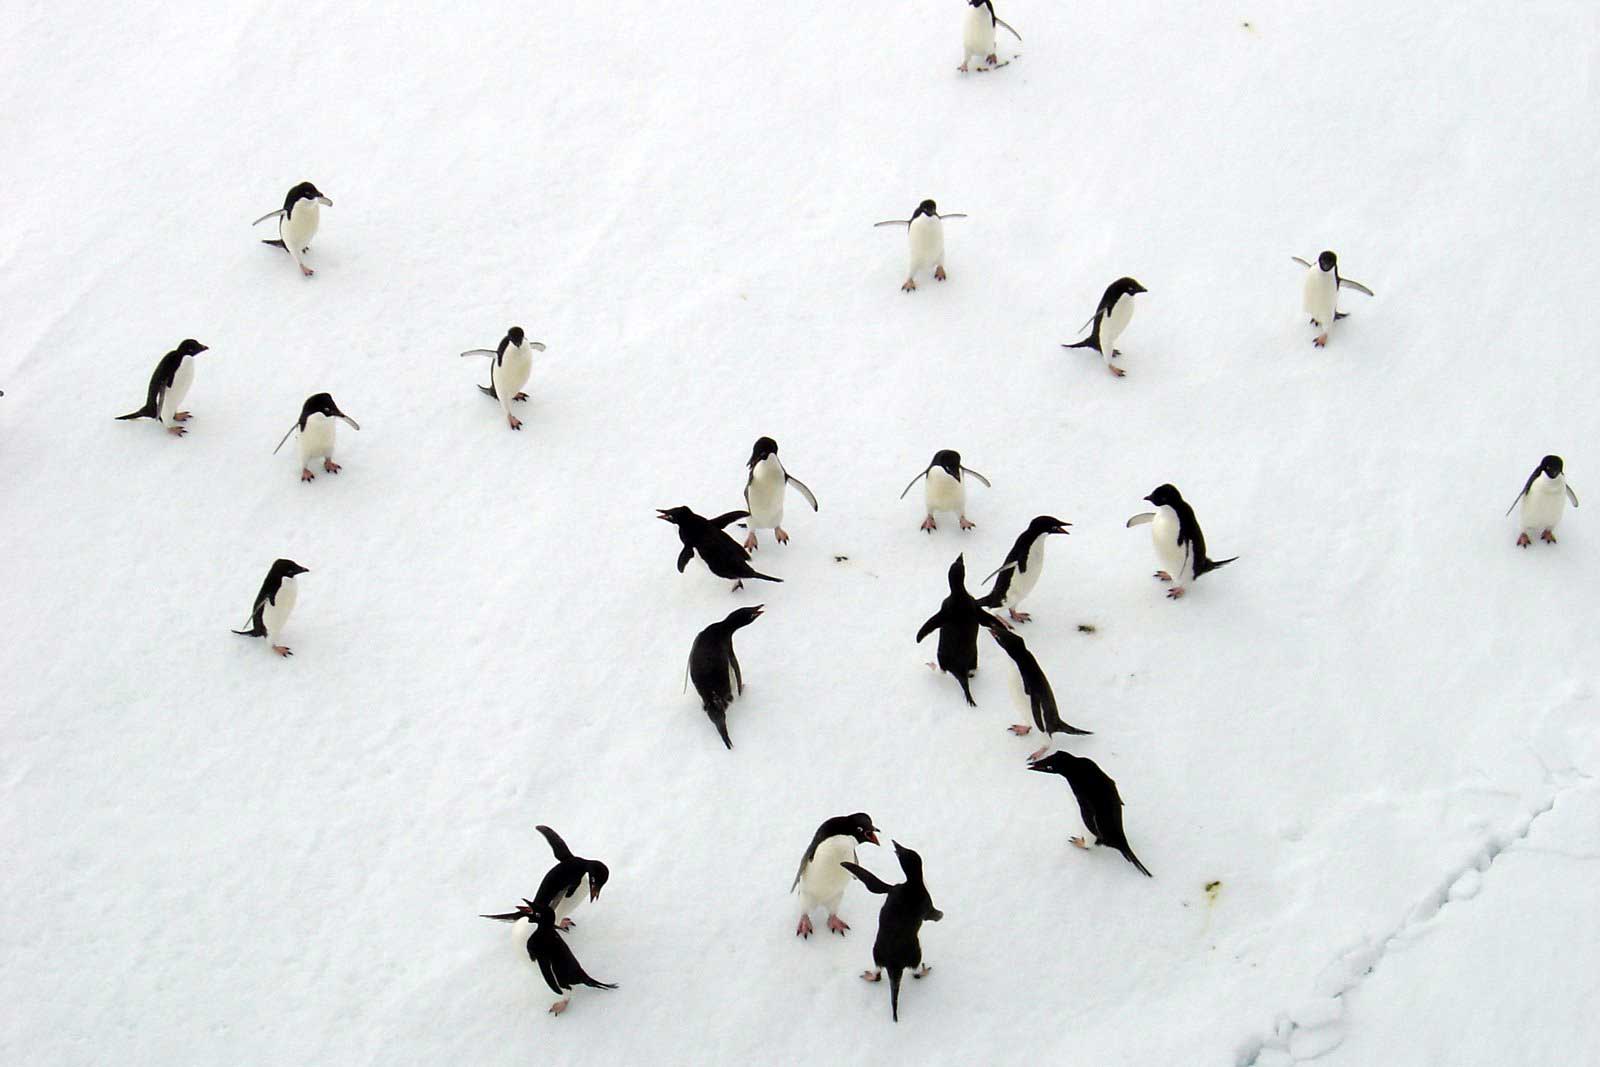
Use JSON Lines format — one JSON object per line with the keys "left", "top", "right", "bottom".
{"left": 263, "top": 578, "right": 298, "bottom": 641}
{"left": 160, "top": 356, "right": 194, "bottom": 425}
{"left": 925, "top": 467, "right": 966, "bottom": 516}
{"left": 799, "top": 835, "right": 857, "bottom": 911}
{"left": 552, "top": 875, "right": 589, "bottom": 921}
{"left": 963, "top": 10, "right": 997, "bottom": 59}
{"left": 745, "top": 458, "right": 787, "bottom": 530}
{"left": 727, "top": 663, "right": 740, "bottom": 701}
{"left": 908, "top": 215, "right": 945, "bottom": 277}
{"left": 1006, "top": 540, "right": 1046, "bottom": 607}
{"left": 1151, "top": 506, "right": 1192, "bottom": 582}
{"left": 1522, "top": 476, "right": 1568, "bottom": 532}
{"left": 1303, "top": 268, "right": 1338, "bottom": 326}
{"left": 281, "top": 201, "right": 320, "bottom": 252}
{"left": 298, "top": 412, "right": 337, "bottom": 463}
{"left": 494, "top": 345, "right": 533, "bottom": 400}
{"left": 1101, "top": 294, "right": 1135, "bottom": 352}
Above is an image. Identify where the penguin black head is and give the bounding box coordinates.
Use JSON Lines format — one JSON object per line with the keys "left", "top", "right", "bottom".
{"left": 1113, "top": 277, "right": 1147, "bottom": 297}
{"left": 932, "top": 449, "right": 962, "bottom": 479}
{"left": 1539, "top": 455, "right": 1565, "bottom": 478}
{"left": 289, "top": 181, "right": 332, "bottom": 207}
{"left": 1317, "top": 250, "right": 1337, "bottom": 271}
{"left": 838, "top": 812, "right": 881, "bottom": 846}
{"left": 505, "top": 326, "right": 525, "bottom": 347}
{"left": 176, "top": 339, "right": 208, "bottom": 357}
{"left": 747, "top": 436, "right": 779, "bottom": 469}
{"left": 722, "top": 604, "right": 766, "bottom": 630}
{"left": 584, "top": 861, "right": 611, "bottom": 902}
{"left": 915, "top": 199, "right": 938, "bottom": 218}
{"left": 1027, "top": 751, "right": 1082, "bottom": 778}
{"left": 946, "top": 553, "right": 967, "bottom": 592}
{"left": 1027, "top": 515, "right": 1072, "bottom": 537}
{"left": 268, "top": 558, "right": 310, "bottom": 581}
{"left": 301, "top": 392, "right": 361, "bottom": 430}
{"left": 656, "top": 506, "right": 693, "bottom": 525}
{"left": 1144, "top": 484, "right": 1182, "bottom": 508}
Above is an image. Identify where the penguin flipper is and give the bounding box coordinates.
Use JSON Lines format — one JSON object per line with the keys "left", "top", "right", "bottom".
{"left": 873, "top": 219, "right": 911, "bottom": 228}
{"left": 899, "top": 469, "right": 930, "bottom": 500}
{"left": 709, "top": 510, "right": 750, "bottom": 530}
{"left": 1291, "top": 255, "right": 1314, "bottom": 268}
{"left": 1338, "top": 278, "right": 1375, "bottom": 297}
{"left": 677, "top": 546, "right": 694, "bottom": 573}
{"left": 785, "top": 474, "right": 819, "bottom": 512}
{"left": 536, "top": 825, "right": 577, "bottom": 863}
{"left": 960, "top": 466, "right": 992, "bottom": 489}
{"left": 840, "top": 862, "right": 893, "bottom": 895}
{"left": 1567, "top": 485, "right": 1580, "bottom": 508}
{"left": 251, "top": 209, "right": 287, "bottom": 226}
{"left": 1126, "top": 512, "right": 1155, "bottom": 527}
{"left": 994, "top": 16, "right": 1022, "bottom": 41}
{"left": 915, "top": 612, "right": 943, "bottom": 643}
{"left": 271, "top": 422, "right": 298, "bottom": 456}
{"left": 459, "top": 349, "right": 497, "bottom": 358}
{"left": 936, "top": 213, "right": 969, "bottom": 220}
{"left": 980, "top": 560, "right": 1016, "bottom": 585}
{"left": 535, "top": 951, "right": 565, "bottom": 996}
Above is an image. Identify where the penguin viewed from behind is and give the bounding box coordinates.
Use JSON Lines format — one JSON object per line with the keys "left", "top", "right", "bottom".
{"left": 480, "top": 900, "right": 617, "bottom": 1016}
{"left": 842, "top": 841, "right": 943, "bottom": 1022}
{"left": 978, "top": 515, "right": 1071, "bottom": 623}
{"left": 461, "top": 326, "right": 546, "bottom": 431}
{"left": 1295, "top": 250, "right": 1373, "bottom": 347}
{"left": 875, "top": 200, "right": 967, "bottom": 292}
{"left": 1507, "top": 454, "right": 1579, "bottom": 546}
{"left": 989, "top": 627, "right": 1091, "bottom": 762}
{"left": 252, "top": 182, "right": 333, "bottom": 277}
{"left": 657, "top": 507, "right": 783, "bottom": 590}
{"left": 900, "top": 449, "right": 991, "bottom": 532}
{"left": 742, "top": 437, "right": 819, "bottom": 551}
{"left": 115, "top": 339, "right": 209, "bottom": 436}
{"left": 273, "top": 393, "right": 361, "bottom": 481}
{"left": 231, "top": 558, "right": 309, "bottom": 657}
{"left": 481, "top": 825, "right": 610, "bottom": 932}
{"left": 960, "top": 0, "right": 1022, "bottom": 72}
{"left": 686, "top": 605, "right": 765, "bottom": 749}
{"left": 1063, "top": 277, "right": 1146, "bottom": 378}
{"left": 1027, "top": 752, "right": 1152, "bottom": 877}
{"left": 916, "top": 554, "right": 1006, "bottom": 706}
{"left": 792, "top": 813, "right": 880, "bottom": 938}
{"left": 1126, "top": 484, "right": 1236, "bottom": 599}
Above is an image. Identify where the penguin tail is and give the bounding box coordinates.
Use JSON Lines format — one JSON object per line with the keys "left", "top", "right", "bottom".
{"left": 1196, "top": 555, "right": 1239, "bottom": 578}
{"left": 975, "top": 589, "right": 1003, "bottom": 609}
{"left": 115, "top": 404, "right": 156, "bottom": 421}
{"left": 1061, "top": 336, "right": 1097, "bottom": 351}
{"left": 478, "top": 383, "right": 498, "bottom": 399}
{"left": 888, "top": 967, "right": 903, "bottom": 1022}
{"left": 260, "top": 238, "right": 287, "bottom": 250}
{"left": 750, "top": 570, "right": 783, "bottom": 584}
{"left": 709, "top": 710, "right": 732, "bottom": 749}
{"left": 957, "top": 674, "right": 977, "bottom": 707}
{"left": 1123, "top": 847, "right": 1153, "bottom": 878}
{"left": 232, "top": 623, "right": 265, "bottom": 638}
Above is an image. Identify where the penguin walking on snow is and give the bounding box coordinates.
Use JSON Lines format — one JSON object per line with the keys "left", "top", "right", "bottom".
{"left": 1295, "top": 251, "right": 1373, "bottom": 347}
{"left": 900, "top": 449, "right": 990, "bottom": 532}
{"left": 480, "top": 900, "right": 617, "bottom": 1016}
{"left": 461, "top": 327, "right": 546, "bottom": 431}
{"left": 741, "top": 437, "right": 819, "bottom": 550}
{"left": 686, "top": 605, "right": 765, "bottom": 748}
{"left": 792, "top": 813, "right": 880, "bottom": 938}
{"left": 875, "top": 200, "right": 967, "bottom": 292}
{"left": 273, "top": 393, "right": 361, "bottom": 482}
{"left": 231, "top": 558, "right": 309, "bottom": 658}
{"left": 1027, "top": 752, "right": 1152, "bottom": 877}
{"left": 252, "top": 182, "right": 332, "bottom": 277}
{"left": 978, "top": 515, "right": 1071, "bottom": 623}
{"left": 916, "top": 554, "right": 1006, "bottom": 706}
{"left": 116, "top": 339, "right": 209, "bottom": 436}
{"left": 989, "top": 627, "right": 1091, "bottom": 761}
{"left": 1126, "top": 484, "right": 1236, "bottom": 599}
{"left": 481, "top": 825, "right": 610, "bottom": 933}
{"left": 960, "top": 1, "right": 1022, "bottom": 72}
{"left": 1507, "top": 454, "right": 1579, "bottom": 546}
{"left": 1063, "top": 277, "right": 1146, "bottom": 378}
{"left": 843, "top": 841, "right": 943, "bottom": 1022}
{"left": 657, "top": 507, "right": 783, "bottom": 590}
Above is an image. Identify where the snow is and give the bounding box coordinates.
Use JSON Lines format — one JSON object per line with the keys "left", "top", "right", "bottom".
{"left": 2, "top": 2, "right": 1597, "bottom": 1063}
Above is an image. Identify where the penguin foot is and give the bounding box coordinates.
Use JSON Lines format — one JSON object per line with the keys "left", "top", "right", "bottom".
{"left": 743, "top": 531, "right": 758, "bottom": 551}
{"left": 300, "top": 265, "right": 315, "bottom": 277}
{"left": 1108, "top": 364, "right": 1126, "bottom": 378}
{"left": 1312, "top": 332, "right": 1328, "bottom": 347}
{"left": 513, "top": 392, "right": 529, "bottom": 402}
{"left": 1027, "top": 744, "right": 1051, "bottom": 762}
{"left": 173, "top": 411, "right": 192, "bottom": 422}
{"left": 934, "top": 265, "right": 947, "bottom": 281}
{"left": 323, "top": 458, "right": 341, "bottom": 474}
{"left": 1111, "top": 349, "right": 1122, "bottom": 358}
{"left": 861, "top": 969, "right": 883, "bottom": 983}
{"left": 902, "top": 278, "right": 917, "bottom": 292}
{"left": 507, "top": 414, "right": 523, "bottom": 430}
{"left": 1154, "top": 571, "right": 1172, "bottom": 581}
{"left": 1541, "top": 529, "right": 1558, "bottom": 543}
{"left": 827, "top": 915, "right": 850, "bottom": 936}
{"left": 272, "top": 645, "right": 293, "bottom": 658}
{"left": 1166, "top": 586, "right": 1187, "bottom": 599}
{"left": 557, "top": 918, "right": 575, "bottom": 930}
{"left": 166, "top": 425, "right": 187, "bottom": 437}
{"left": 301, "top": 468, "right": 315, "bottom": 481}
{"left": 958, "top": 62, "right": 969, "bottom": 72}
{"left": 1517, "top": 532, "right": 1532, "bottom": 547}
{"left": 1007, "top": 609, "right": 1031, "bottom": 623}
{"left": 926, "top": 661, "right": 939, "bottom": 672}
{"left": 796, "top": 914, "right": 814, "bottom": 939}
{"left": 1008, "top": 724, "right": 1032, "bottom": 736}
{"left": 959, "top": 516, "right": 976, "bottom": 530}
{"left": 921, "top": 515, "right": 938, "bottom": 532}
{"left": 1069, "top": 835, "right": 1090, "bottom": 850}
{"left": 775, "top": 527, "right": 790, "bottom": 545}
{"left": 548, "top": 997, "right": 570, "bottom": 1016}
{"left": 986, "top": 53, "right": 998, "bottom": 66}
{"left": 913, "top": 964, "right": 932, "bottom": 979}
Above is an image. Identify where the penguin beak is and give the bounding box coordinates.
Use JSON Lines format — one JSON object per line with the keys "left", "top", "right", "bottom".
{"left": 589, "top": 885, "right": 602, "bottom": 902}
{"left": 339, "top": 416, "right": 361, "bottom": 431}
{"left": 316, "top": 196, "right": 333, "bottom": 207}
{"left": 196, "top": 344, "right": 210, "bottom": 353}
{"left": 865, "top": 829, "right": 880, "bottom": 845}
{"left": 926, "top": 907, "right": 944, "bottom": 922}
{"left": 1051, "top": 524, "right": 1071, "bottom": 536}
{"left": 1025, "top": 761, "right": 1051, "bottom": 773}
{"left": 1143, "top": 494, "right": 1155, "bottom": 503}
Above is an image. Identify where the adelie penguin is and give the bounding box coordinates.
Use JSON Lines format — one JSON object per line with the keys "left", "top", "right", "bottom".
{"left": 1063, "top": 277, "right": 1146, "bottom": 378}
{"left": 1028, "top": 752, "right": 1152, "bottom": 877}
{"left": 482, "top": 825, "right": 610, "bottom": 933}
{"left": 1126, "top": 484, "right": 1236, "bottom": 599}
{"left": 231, "top": 558, "right": 309, "bottom": 658}
{"left": 875, "top": 200, "right": 966, "bottom": 292}
{"left": 791, "top": 813, "right": 880, "bottom": 939}
{"left": 842, "top": 841, "right": 943, "bottom": 1022}
{"left": 657, "top": 506, "right": 783, "bottom": 591}
{"left": 115, "top": 339, "right": 209, "bottom": 436}
{"left": 1294, "top": 251, "right": 1373, "bottom": 347}
{"left": 273, "top": 393, "right": 361, "bottom": 482}
{"left": 960, "top": 0, "right": 1022, "bottom": 72}
{"left": 989, "top": 628, "right": 1090, "bottom": 762}
{"left": 978, "top": 515, "right": 1071, "bottom": 624}
{"left": 479, "top": 900, "right": 617, "bottom": 1016}
{"left": 741, "top": 437, "right": 818, "bottom": 551}
{"left": 686, "top": 605, "right": 765, "bottom": 749}
{"left": 461, "top": 326, "right": 546, "bottom": 431}
{"left": 1507, "top": 454, "right": 1579, "bottom": 546}
{"left": 900, "top": 449, "right": 990, "bottom": 532}
{"left": 916, "top": 554, "right": 1006, "bottom": 706}
{"left": 252, "top": 182, "right": 332, "bottom": 277}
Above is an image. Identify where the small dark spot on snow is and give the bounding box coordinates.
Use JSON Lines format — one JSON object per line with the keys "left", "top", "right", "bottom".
{"left": 833, "top": 555, "right": 849, "bottom": 562}
{"left": 1077, "top": 623, "right": 1097, "bottom": 633}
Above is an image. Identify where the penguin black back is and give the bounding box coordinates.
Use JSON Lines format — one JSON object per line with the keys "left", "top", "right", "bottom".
{"left": 656, "top": 506, "right": 782, "bottom": 587}
{"left": 842, "top": 841, "right": 944, "bottom": 1022}
{"left": 1145, "top": 483, "right": 1236, "bottom": 578}
{"left": 530, "top": 825, "right": 610, "bottom": 911}
{"left": 1028, "top": 752, "right": 1152, "bottom": 877}
{"left": 231, "top": 558, "right": 309, "bottom": 637}
{"left": 989, "top": 627, "right": 1091, "bottom": 737}
{"left": 978, "top": 515, "right": 1069, "bottom": 607}
{"left": 916, "top": 554, "right": 1004, "bottom": 705}
{"left": 687, "top": 605, "right": 765, "bottom": 748}
{"left": 116, "top": 339, "right": 207, "bottom": 421}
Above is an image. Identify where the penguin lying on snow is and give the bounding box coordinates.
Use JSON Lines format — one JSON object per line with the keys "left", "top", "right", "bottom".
{"left": 960, "top": 0, "right": 1021, "bottom": 72}
{"left": 1063, "top": 277, "right": 1145, "bottom": 378}
{"left": 989, "top": 627, "right": 1090, "bottom": 762}
{"left": 792, "top": 813, "right": 880, "bottom": 938}
{"left": 252, "top": 182, "right": 332, "bottom": 277}
{"left": 686, "top": 605, "right": 765, "bottom": 749}
{"left": 657, "top": 507, "right": 782, "bottom": 590}
{"left": 480, "top": 900, "right": 617, "bottom": 1016}
{"left": 273, "top": 393, "right": 360, "bottom": 482}
{"left": 116, "top": 339, "right": 208, "bottom": 436}
{"left": 843, "top": 841, "right": 943, "bottom": 1022}
{"left": 742, "top": 437, "right": 818, "bottom": 551}
{"left": 900, "top": 449, "right": 990, "bottom": 532}
{"left": 916, "top": 554, "right": 1006, "bottom": 706}
{"left": 1507, "top": 454, "right": 1579, "bottom": 546}
{"left": 1028, "top": 752, "right": 1152, "bottom": 877}
{"left": 978, "top": 515, "right": 1070, "bottom": 623}
{"left": 875, "top": 200, "right": 966, "bottom": 292}
{"left": 482, "top": 825, "right": 610, "bottom": 933}
{"left": 1294, "top": 251, "right": 1372, "bottom": 347}
{"left": 232, "top": 559, "right": 308, "bottom": 658}
{"left": 461, "top": 327, "right": 546, "bottom": 431}
{"left": 1126, "top": 484, "right": 1236, "bottom": 598}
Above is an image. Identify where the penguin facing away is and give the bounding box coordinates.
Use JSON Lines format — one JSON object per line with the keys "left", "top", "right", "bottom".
{"left": 792, "top": 813, "right": 880, "bottom": 938}
{"left": 978, "top": 515, "right": 1071, "bottom": 623}
{"left": 115, "top": 339, "right": 209, "bottom": 435}
{"left": 842, "top": 841, "right": 944, "bottom": 1022}
{"left": 960, "top": 0, "right": 1022, "bottom": 72}
{"left": 1126, "top": 483, "right": 1236, "bottom": 599}
{"left": 481, "top": 825, "right": 611, "bottom": 932}
{"left": 231, "top": 558, "right": 309, "bottom": 657}
{"left": 1027, "top": 752, "right": 1152, "bottom": 877}
{"left": 460, "top": 326, "right": 546, "bottom": 431}
{"left": 1507, "top": 454, "right": 1579, "bottom": 546}
{"left": 252, "top": 182, "right": 332, "bottom": 277}
{"left": 479, "top": 901, "right": 617, "bottom": 1016}
{"left": 686, "top": 605, "right": 765, "bottom": 749}
{"left": 1063, "top": 277, "right": 1146, "bottom": 378}
{"left": 900, "top": 449, "right": 991, "bottom": 532}
{"left": 1294, "top": 250, "right": 1373, "bottom": 347}
{"left": 742, "top": 437, "right": 819, "bottom": 551}
{"left": 989, "top": 627, "right": 1091, "bottom": 762}
{"left": 657, "top": 506, "right": 783, "bottom": 591}
{"left": 874, "top": 200, "right": 967, "bottom": 292}
{"left": 916, "top": 554, "right": 1007, "bottom": 706}
{"left": 273, "top": 393, "right": 360, "bottom": 482}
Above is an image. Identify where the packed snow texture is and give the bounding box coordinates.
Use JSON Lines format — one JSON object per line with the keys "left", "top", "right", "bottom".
{"left": 3, "top": 2, "right": 1597, "bottom": 1064}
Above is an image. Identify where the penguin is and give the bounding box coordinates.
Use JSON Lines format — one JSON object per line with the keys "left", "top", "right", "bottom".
{"left": 899, "top": 449, "right": 990, "bottom": 532}
{"left": 272, "top": 393, "right": 361, "bottom": 482}
{"left": 657, "top": 507, "right": 783, "bottom": 590}
{"left": 479, "top": 900, "right": 617, "bottom": 1016}
{"left": 115, "top": 339, "right": 209, "bottom": 435}
{"left": 989, "top": 627, "right": 1091, "bottom": 761}
{"left": 741, "top": 437, "right": 819, "bottom": 551}
{"left": 977, "top": 515, "right": 1071, "bottom": 623}
{"left": 482, "top": 825, "right": 610, "bottom": 932}
{"left": 1027, "top": 752, "right": 1152, "bottom": 877}
{"left": 842, "top": 841, "right": 943, "bottom": 1022}
{"left": 874, "top": 200, "right": 967, "bottom": 292}
{"left": 1507, "top": 454, "right": 1579, "bottom": 546}
{"left": 1294, "top": 251, "right": 1373, "bottom": 347}
{"left": 686, "top": 605, "right": 765, "bottom": 749}
{"left": 960, "top": 1, "right": 1022, "bottom": 72}
{"left": 791, "top": 813, "right": 880, "bottom": 939}
{"left": 1125, "top": 483, "right": 1236, "bottom": 599}
{"left": 231, "top": 558, "right": 309, "bottom": 658}
{"left": 916, "top": 554, "right": 1006, "bottom": 706}
{"left": 1062, "top": 277, "right": 1146, "bottom": 378}
{"left": 252, "top": 182, "right": 332, "bottom": 277}
{"left": 460, "top": 326, "right": 546, "bottom": 431}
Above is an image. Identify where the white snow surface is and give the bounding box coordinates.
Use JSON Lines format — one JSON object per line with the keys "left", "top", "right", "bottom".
{"left": 3, "top": 3, "right": 1598, "bottom": 1063}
